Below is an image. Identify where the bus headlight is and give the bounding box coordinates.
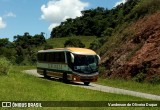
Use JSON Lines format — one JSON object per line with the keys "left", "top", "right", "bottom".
{"left": 73, "top": 78, "right": 76, "bottom": 81}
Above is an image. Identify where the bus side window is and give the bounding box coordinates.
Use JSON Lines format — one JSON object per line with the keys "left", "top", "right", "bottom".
{"left": 54, "top": 52, "right": 59, "bottom": 62}
{"left": 48, "top": 53, "right": 52, "bottom": 62}
{"left": 53, "top": 52, "right": 65, "bottom": 63}
{"left": 50, "top": 52, "right": 55, "bottom": 62}
{"left": 46, "top": 53, "right": 49, "bottom": 62}
{"left": 59, "top": 52, "right": 65, "bottom": 63}
{"left": 44, "top": 53, "right": 47, "bottom": 62}
{"left": 45, "top": 53, "right": 49, "bottom": 62}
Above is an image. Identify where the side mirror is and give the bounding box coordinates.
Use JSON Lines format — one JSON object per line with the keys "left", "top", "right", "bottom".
{"left": 97, "top": 55, "right": 101, "bottom": 64}
{"left": 70, "top": 53, "right": 74, "bottom": 63}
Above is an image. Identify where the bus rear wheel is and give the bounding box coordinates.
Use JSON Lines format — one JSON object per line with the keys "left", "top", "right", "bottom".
{"left": 84, "top": 82, "right": 90, "bottom": 86}
{"left": 43, "top": 70, "right": 50, "bottom": 79}
{"left": 63, "top": 72, "right": 68, "bottom": 83}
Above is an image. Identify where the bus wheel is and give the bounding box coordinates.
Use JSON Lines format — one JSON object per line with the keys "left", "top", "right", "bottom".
{"left": 43, "top": 70, "right": 50, "bottom": 79}
{"left": 63, "top": 72, "right": 68, "bottom": 83}
{"left": 84, "top": 82, "right": 90, "bottom": 86}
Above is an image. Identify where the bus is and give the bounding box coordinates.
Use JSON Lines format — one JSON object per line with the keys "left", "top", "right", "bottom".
{"left": 37, "top": 47, "right": 100, "bottom": 85}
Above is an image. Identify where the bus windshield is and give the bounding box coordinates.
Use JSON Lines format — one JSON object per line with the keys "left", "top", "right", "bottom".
{"left": 73, "top": 54, "right": 98, "bottom": 74}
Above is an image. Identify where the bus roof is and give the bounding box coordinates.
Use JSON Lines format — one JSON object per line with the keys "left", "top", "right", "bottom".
{"left": 38, "top": 47, "right": 97, "bottom": 55}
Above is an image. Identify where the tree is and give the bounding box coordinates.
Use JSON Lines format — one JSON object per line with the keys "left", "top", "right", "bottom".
{"left": 32, "top": 34, "right": 46, "bottom": 46}
{"left": 0, "top": 38, "right": 10, "bottom": 47}
{"left": 15, "top": 46, "right": 25, "bottom": 64}
{"left": 12, "top": 32, "right": 46, "bottom": 65}
{"left": 14, "top": 32, "right": 46, "bottom": 48}
{"left": 89, "top": 40, "right": 101, "bottom": 51}
{"left": 102, "top": 28, "right": 113, "bottom": 37}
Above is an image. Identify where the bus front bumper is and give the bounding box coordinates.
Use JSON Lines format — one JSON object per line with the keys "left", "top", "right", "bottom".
{"left": 71, "top": 72, "right": 98, "bottom": 82}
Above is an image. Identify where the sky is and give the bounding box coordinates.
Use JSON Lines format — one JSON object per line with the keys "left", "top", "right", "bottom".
{"left": 0, "top": 0, "right": 126, "bottom": 41}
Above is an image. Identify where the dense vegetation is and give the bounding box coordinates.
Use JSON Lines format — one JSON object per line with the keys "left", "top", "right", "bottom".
{"left": 51, "top": 0, "right": 160, "bottom": 39}
{"left": 0, "top": 32, "right": 46, "bottom": 65}
{"left": 51, "top": 0, "right": 140, "bottom": 38}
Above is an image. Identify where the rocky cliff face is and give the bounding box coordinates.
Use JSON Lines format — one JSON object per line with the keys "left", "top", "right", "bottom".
{"left": 101, "top": 12, "right": 160, "bottom": 83}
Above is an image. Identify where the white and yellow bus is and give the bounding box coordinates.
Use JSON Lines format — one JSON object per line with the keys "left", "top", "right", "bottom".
{"left": 37, "top": 47, "right": 100, "bottom": 85}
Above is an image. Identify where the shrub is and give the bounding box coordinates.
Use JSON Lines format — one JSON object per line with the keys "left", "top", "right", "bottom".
{"left": 64, "top": 38, "right": 85, "bottom": 48}
{"left": 44, "top": 44, "right": 53, "bottom": 50}
{"left": 89, "top": 40, "right": 101, "bottom": 51}
{"left": 101, "top": 28, "right": 113, "bottom": 37}
{"left": 149, "top": 75, "right": 160, "bottom": 85}
{"left": 126, "top": 0, "right": 160, "bottom": 21}
{"left": 0, "top": 57, "right": 11, "bottom": 75}
{"left": 89, "top": 38, "right": 107, "bottom": 51}
{"left": 133, "top": 72, "right": 146, "bottom": 83}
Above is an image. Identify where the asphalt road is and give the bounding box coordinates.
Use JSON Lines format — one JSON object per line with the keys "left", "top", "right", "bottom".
{"left": 24, "top": 69, "right": 160, "bottom": 101}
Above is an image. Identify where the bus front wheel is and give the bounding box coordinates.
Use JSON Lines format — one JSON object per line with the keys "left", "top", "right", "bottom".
{"left": 84, "top": 82, "right": 90, "bottom": 86}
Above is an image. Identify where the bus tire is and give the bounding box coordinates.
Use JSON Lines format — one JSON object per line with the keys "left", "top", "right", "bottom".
{"left": 43, "top": 70, "right": 50, "bottom": 79}
{"left": 84, "top": 82, "right": 90, "bottom": 86}
{"left": 63, "top": 72, "right": 68, "bottom": 83}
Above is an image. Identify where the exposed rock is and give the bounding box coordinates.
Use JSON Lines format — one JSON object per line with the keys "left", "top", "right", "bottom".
{"left": 102, "top": 12, "right": 160, "bottom": 82}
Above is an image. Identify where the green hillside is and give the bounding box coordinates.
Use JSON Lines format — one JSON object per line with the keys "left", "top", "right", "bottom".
{"left": 97, "top": 0, "right": 160, "bottom": 84}
{"left": 47, "top": 36, "right": 97, "bottom": 48}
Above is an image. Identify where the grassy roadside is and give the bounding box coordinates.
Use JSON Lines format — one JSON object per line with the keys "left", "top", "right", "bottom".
{"left": 10, "top": 65, "right": 36, "bottom": 71}
{"left": 1, "top": 66, "right": 148, "bottom": 101}
{"left": 0, "top": 66, "right": 155, "bottom": 110}
{"left": 96, "top": 78, "right": 160, "bottom": 95}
